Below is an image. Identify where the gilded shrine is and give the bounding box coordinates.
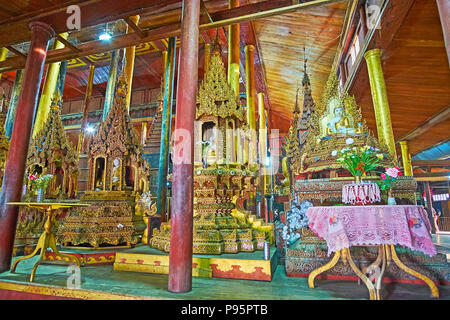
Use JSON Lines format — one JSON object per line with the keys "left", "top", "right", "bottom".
{"left": 150, "top": 41, "right": 273, "bottom": 254}
{"left": 15, "top": 93, "right": 78, "bottom": 246}
{"left": 57, "top": 72, "right": 150, "bottom": 248}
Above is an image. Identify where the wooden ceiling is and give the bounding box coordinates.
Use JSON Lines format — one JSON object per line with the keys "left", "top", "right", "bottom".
{"left": 252, "top": 1, "right": 347, "bottom": 121}
{"left": 350, "top": 0, "right": 450, "bottom": 157}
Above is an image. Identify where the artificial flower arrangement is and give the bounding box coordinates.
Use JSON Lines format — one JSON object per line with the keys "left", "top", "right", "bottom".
{"left": 28, "top": 174, "right": 53, "bottom": 190}
{"left": 376, "top": 167, "right": 402, "bottom": 191}
{"left": 334, "top": 143, "right": 384, "bottom": 179}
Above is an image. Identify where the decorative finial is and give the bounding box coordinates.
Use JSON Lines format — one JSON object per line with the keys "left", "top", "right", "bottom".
{"left": 51, "top": 90, "right": 62, "bottom": 108}
{"left": 302, "top": 47, "right": 311, "bottom": 88}
{"left": 293, "top": 82, "right": 301, "bottom": 114}
{"left": 213, "top": 28, "right": 222, "bottom": 55}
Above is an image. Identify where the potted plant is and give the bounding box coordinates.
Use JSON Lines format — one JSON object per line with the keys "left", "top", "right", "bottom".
{"left": 376, "top": 167, "right": 402, "bottom": 205}
{"left": 335, "top": 144, "right": 384, "bottom": 183}
{"left": 34, "top": 174, "right": 53, "bottom": 202}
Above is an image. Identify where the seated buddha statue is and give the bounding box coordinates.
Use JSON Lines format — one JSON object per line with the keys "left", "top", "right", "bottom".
{"left": 326, "top": 106, "right": 351, "bottom": 135}
{"left": 201, "top": 130, "right": 217, "bottom": 168}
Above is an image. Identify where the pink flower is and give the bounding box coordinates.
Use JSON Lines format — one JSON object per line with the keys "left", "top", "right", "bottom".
{"left": 385, "top": 167, "right": 401, "bottom": 178}
{"left": 381, "top": 173, "right": 386, "bottom": 180}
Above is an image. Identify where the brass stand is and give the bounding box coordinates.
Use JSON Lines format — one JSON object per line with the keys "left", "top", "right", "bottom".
{"left": 8, "top": 202, "right": 89, "bottom": 282}
{"left": 308, "top": 244, "right": 439, "bottom": 300}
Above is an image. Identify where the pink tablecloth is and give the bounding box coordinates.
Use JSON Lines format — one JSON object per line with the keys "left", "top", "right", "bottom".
{"left": 306, "top": 205, "right": 437, "bottom": 257}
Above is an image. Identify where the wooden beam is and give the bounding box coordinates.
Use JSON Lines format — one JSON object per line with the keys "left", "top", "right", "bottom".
{"left": 5, "top": 46, "right": 26, "bottom": 59}
{"left": 0, "top": 0, "right": 343, "bottom": 73}
{"left": 203, "top": 0, "right": 343, "bottom": 29}
{"left": 0, "top": 0, "right": 90, "bottom": 25}
{"left": 55, "top": 34, "right": 81, "bottom": 52}
{"left": 0, "top": 0, "right": 180, "bottom": 48}
{"left": 398, "top": 106, "right": 450, "bottom": 142}
{"left": 124, "top": 16, "right": 147, "bottom": 38}
{"left": 412, "top": 160, "right": 450, "bottom": 168}
{"left": 413, "top": 171, "right": 450, "bottom": 179}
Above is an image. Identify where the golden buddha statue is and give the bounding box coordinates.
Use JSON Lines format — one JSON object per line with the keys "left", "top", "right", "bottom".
{"left": 322, "top": 98, "right": 361, "bottom": 136}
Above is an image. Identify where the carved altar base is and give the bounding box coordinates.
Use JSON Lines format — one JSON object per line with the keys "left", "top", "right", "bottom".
{"left": 150, "top": 170, "right": 271, "bottom": 254}
{"left": 57, "top": 191, "right": 146, "bottom": 248}
{"left": 285, "top": 228, "right": 450, "bottom": 285}
{"left": 294, "top": 176, "right": 417, "bottom": 205}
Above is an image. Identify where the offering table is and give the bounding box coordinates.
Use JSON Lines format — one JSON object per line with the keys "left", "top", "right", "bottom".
{"left": 306, "top": 205, "right": 439, "bottom": 300}
{"left": 8, "top": 202, "right": 90, "bottom": 282}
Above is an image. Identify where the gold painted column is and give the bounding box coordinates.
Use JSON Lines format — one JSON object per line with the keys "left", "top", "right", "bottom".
{"left": 158, "top": 50, "right": 168, "bottom": 114}
{"left": 258, "top": 92, "right": 268, "bottom": 194}
{"left": 399, "top": 141, "right": 413, "bottom": 176}
{"left": 204, "top": 43, "right": 210, "bottom": 80}
{"left": 141, "top": 122, "right": 148, "bottom": 146}
{"left": 124, "top": 15, "right": 140, "bottom": 112}
{"left": 245, "top": 44, "right": 256, "bottom": 130}
{"left": 364, "top": 49, "right": 397, "bottom": 161}
{"left": 245, "top": 44, "right": 257, "bottom": 164}
{"left": 0, "top": 48, "right": 8, "bottom": 80}
{"left": 77, "top": 64, "right": 96, "bottom": 157}
{"left": 227, "top": 2, "right": 240, "bottom": 164}
{"left": 228, "top": 0, "right": 240, "bottom": 97}
{"left": 33, "top": 32, "right": 68, "bottom": 137}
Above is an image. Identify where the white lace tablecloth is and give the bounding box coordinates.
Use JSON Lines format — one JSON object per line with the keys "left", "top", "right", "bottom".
{"left": 306, "top": 205, "right": 437, "bottom": 257}
{"left": 342, "top": 182, "right": 381, "bottom": 205}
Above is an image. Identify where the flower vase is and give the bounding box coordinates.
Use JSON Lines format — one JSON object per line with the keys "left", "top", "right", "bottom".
{"left": 36, "top": 188, "right": 44, "bottom": 203}
{"left": 387, "top": 189, "right": 396, "bottom": 205}
{"left": 355, "top": 175, "right": 362, "bottom": 184}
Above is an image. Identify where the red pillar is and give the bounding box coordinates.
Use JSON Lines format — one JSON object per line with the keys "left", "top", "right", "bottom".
{"left": 0, "top": 22, "right": 55, "bottom": 272}
{"left": 168, "top": 0, "right": 200, "bottom": 293}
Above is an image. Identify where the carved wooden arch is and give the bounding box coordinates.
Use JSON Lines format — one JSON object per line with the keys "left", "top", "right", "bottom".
{"left": 91, "top": 155, "right": 107, "bottom": 191}
{"left": 109, "top": 157, "right": 122, "bottom": 191}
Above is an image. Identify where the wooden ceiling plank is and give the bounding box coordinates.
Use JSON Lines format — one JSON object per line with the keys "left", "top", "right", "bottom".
{"left": 412, "top": 159, "right": 450, "bottom": 167}
{"left": 0, "top": 0, "right": 344, "bottom": 73}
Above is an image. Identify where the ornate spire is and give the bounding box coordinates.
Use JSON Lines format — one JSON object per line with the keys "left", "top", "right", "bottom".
{"left": 89, "top": 70, "right": 143, "bottom": 157}
{"left": 293, "top": 84, "right": 301, "bottom": 115}
{"left": 28, "top": 91, "right": 77, "bottom": 165}
{"left": 212, "top": 28, "right": 222, "bottom": 56}
{"left": 298, "top": 55, "right": 315, "bottom": 132}
{"left": 196, "top": 34, "right": 244, "bottom": 121}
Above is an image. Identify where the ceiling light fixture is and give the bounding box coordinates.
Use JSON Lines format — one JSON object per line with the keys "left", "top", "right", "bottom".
{"left": 99, "top": 23, "right": 112, "bottom": 41}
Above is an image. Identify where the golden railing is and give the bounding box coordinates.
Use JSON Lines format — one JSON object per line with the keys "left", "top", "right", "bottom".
{"left": 438, "top": 217, "right": 450, "bottom": 232}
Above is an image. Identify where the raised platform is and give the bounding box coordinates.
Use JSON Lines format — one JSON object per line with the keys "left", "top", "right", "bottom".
{"left": 30, "top": 244, "right": 278, "bottom": 281}
{"left": 2, "top": 247, "right": 449, "bottom": 300}
{"left": 44, "top": 249, "right": 116, "bottom": 266}
{"left": 114, "top": 246, "right": 279, "bottom": 281}
{"left": 285, "top": 238, "right": 450, "bottom": 286}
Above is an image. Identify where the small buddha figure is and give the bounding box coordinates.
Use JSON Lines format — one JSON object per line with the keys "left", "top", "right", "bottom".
{"left": 94, "top": 159, "right": 105, "bottom": 190}
{"left": 201, "top": 124, "right": 217, "bottom": 168}
{"left": 111, "top": 158, "right": 121, "bottom": 190}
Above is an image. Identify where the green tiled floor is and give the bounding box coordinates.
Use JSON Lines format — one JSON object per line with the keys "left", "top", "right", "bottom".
{"left": 0, "top": 255, "right": 448, "bottom": 300}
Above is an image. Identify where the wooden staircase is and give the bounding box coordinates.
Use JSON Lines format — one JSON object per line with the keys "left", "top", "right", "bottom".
{"left": 143, "top": 116, "right": 162, "bottom": 155}
{"left": 143, "top": 111, "right": 163, "bottom": 196}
